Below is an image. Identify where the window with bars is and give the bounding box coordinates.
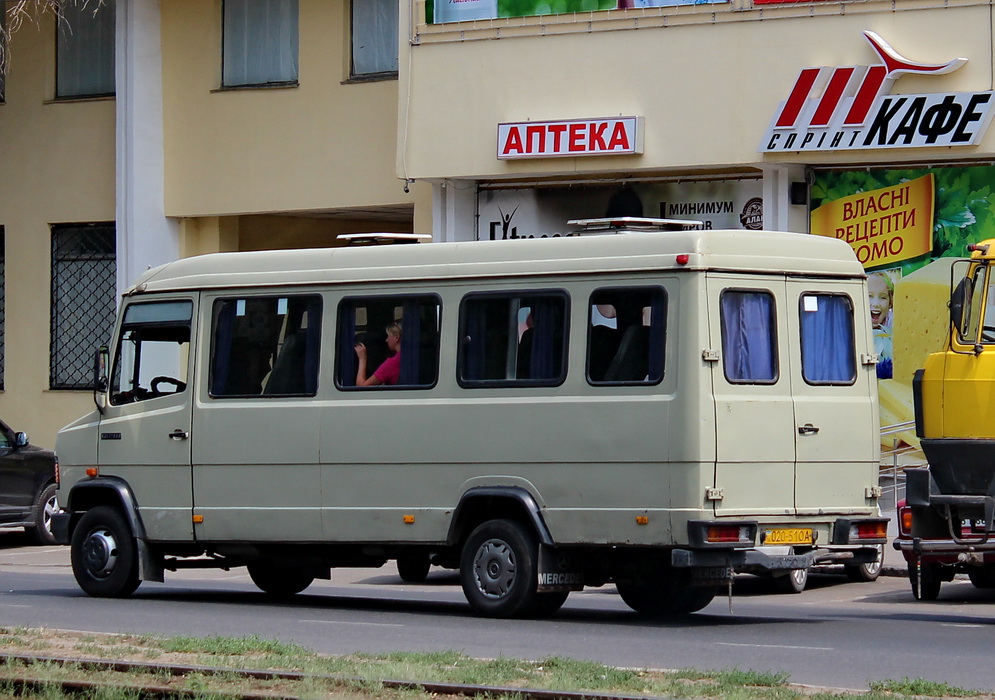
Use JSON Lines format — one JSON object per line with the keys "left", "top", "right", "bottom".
{"left": 56, "top": 0, "right": 116, "bottom": 98}
{"left": 50, "top": 224, "right": 117, "bottom": 390}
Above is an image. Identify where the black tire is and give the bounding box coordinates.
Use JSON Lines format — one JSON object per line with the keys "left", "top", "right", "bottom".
{"left": 776, "top": 567, "right": 808, "bottom": 594}
{"left": 967, "top": 566, "right": 995, "bottom": 589}
{"left": 247, "top": 562, "right": 314, "bottom": 596}
{"left": 30, "top": 483, "right": 59, "bottom": 545}
{"left": 397, "top": 555, "right": 431, "bottom": 583}
{"left": 70, "top": 506, "right": 141, "bottom": 598}
{"left": 616, "top": 570, "right": 717, "bottom": 616}
{"left": 460, "top": 519, "right": 541, "bottom": 618}
{"left": 844, "top": 545, "right": 883, "bottom": 582}
{"left": 909, "top": 562, "right": 942, "bottom": 601}
{"left": 527, "top": 591, "right": 570, "bottom": 618}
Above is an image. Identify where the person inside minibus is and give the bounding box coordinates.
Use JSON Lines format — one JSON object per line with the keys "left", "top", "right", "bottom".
{"left": 355, "top": 321, "right": 402, "bottom": 386}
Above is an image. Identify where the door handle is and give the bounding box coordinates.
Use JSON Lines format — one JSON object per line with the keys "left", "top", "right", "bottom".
{"left": 797, "top": 424, "right": 820, "bottom": 435}
{"left": 168, "top": 429, "right": 189, "bottom": 440}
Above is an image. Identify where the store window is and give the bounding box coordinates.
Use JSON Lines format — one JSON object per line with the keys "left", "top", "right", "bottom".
{"left": 720, "top": 290, "right": 778, "bottom": 384}
{"left": 459, "top": 292, "right": 568, "bottom": 387}
{"left": 50, "top": 224, "right": 117, "bottom": 390}
{"left": 56, "top": 0, "right": 115, "bottom": 98}
{"left": 351, "top": 0, "right": 398, "bottom": 79}
{"left": 223, "top": 0, "right": 299, "bottom": 87}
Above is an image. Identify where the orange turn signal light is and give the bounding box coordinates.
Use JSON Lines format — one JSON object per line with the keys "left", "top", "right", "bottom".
{"left": 85, "top": 467, "right": 99, "bottom": 478}
{"left": 403, "top": 515, "right": 415, "bottom": 524}
{"left": 852, "top": 521, "right": 887, "bottom": 540}
{"left": 635, "top": 516, "right": 649, "bottom": 525}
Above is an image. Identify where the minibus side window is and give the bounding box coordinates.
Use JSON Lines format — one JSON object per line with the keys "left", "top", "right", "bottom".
{"left": 458, "top": 291, "right": 568, "bottom": 387}
{"left": 587, "top": 286, "right": 666, "bottom": 385}
{"left": 719, "top": 290, "right": 778, "bottom": 384}
{"left": 110, "top": 300, "right": 193, "bottom": 405}
{"left": 336, "top": 295, "right": 441, "bottom": 390}
{"left": 799, "top": 293, "right": 857, "bottom": 385}
{"left": 209, "top": 295, "right": 322, "bottom": 398}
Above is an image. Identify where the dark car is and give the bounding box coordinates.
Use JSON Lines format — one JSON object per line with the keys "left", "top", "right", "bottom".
{"left": 0, "top": 420, "right": 59, "bottom": 544}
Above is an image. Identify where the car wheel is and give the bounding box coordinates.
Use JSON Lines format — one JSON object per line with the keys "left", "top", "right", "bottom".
{"left": 397, "top": 554, "right": 431, "bottom": 583}
{"left": 776, "top": 567, "right": 808, "bottom": 594}
{"left": 909, "top": 562, "right": 942, "bottom": 601}
{"left": 845, "top": 545, "right": 883, "bottom": 582}
{"left": 460, "top": 519, "right": 541, "bottom": 618}
{"left": 70, "top": 506, "right": 141, "bottom": 598}
{"left": 30, "top": 483, "right": 59, "bottom": 545}
{"left": 247, "top": 562, "right": 315, "bottom": 596}
{"left": 967, "top": 566, "right": 995, "bottom": 589}
{"left": 616, "top": 570, "right": 717, "bottom": 616}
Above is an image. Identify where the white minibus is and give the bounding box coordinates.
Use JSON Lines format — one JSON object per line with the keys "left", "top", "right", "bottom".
{"left": 53, "top": 222, "right": 887, "bottom": 617}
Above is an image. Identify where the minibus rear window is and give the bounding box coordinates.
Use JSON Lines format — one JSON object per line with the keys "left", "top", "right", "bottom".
{"left": 720, "top": 290, "right": 778, "bottom": 384}
{"left": 799, "top": 293, "right": 857, "bottom": 385}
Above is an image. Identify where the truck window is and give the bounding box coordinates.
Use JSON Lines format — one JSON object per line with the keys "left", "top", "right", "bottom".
{"left": 799, "top": 293, "right": 856, "bottom": 385}
{"left": 110, "top": 300, "right": 193, "bottom": 405}
{"left": 336, "top": 295, "right": 441, "bottom": 389}
{"left": 209, "top": 295, "right": 322, "bottom": 397}
{"left": 720, "top": 290, "right": 778, "bottom": 384}
{"left": 587, "top": 286, "right": 666, "bottom": 385}
{"left": 458, "top": 291, "right": 568, "bottom": 387}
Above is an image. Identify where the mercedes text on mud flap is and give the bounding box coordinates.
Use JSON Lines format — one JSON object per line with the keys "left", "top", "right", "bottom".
{"left": 53, "top": 222, "right": 886, "bottom": 618}
{"left": 897, "top": 239, "right": 995, "bottom": 599}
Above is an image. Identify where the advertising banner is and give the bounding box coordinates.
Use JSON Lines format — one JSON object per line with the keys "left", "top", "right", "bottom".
{"left": 811, "top": 165, "right": 995, "bottom": 455}
{"left": 430, "top": 0, "right": 723, "bottom": 24}
{"left": 476, "top": 179, "right": 763, "bottom": 240}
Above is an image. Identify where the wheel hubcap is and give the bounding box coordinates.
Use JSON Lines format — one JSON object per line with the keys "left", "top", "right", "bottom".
{"left": 473, "top": 539, "right": 516, "bottom": 599}
{"left": 82, "top": 529, "right": 118, "bottom": 578}
{"left": 42, "top": 495, "right": 59, "bottom": 534}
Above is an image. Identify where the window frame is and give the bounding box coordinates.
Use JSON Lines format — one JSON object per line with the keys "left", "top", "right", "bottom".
{"left": 55, "top": 0, "right": 116, "bottom": 99}
{"left": 208, "top": 294, "right": 323, "bottom": 399}
{"left": 335, "top": 293, "right": 442, "bottom": 391}
{"left": 719, "top": 288, "right": 779, "bottom": 385}
{"left": 798, "top": 292, "right": 858, "bottom": 387}
{"left": 221, "top": 0, "right": 299, "bottom": 89}
{"left": 110, "top": 300, "right": 194, "bottom": 406}
{"left": 348, "top": 0, "right": 399, "bottom": 81}
{"left": 586, "top": 285, "right": 667, "bottom": 387}
{"left": 457, "top": 289, "right": 570, "bottom": 389}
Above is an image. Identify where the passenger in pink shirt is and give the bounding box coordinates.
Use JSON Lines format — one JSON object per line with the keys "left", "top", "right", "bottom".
{"left": 355, "top": 321, "right": 402, "bottom": 386}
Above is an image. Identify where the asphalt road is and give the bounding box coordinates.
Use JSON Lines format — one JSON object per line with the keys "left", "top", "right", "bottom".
{"left": 3, "top": 531, "right": 995, "bottom": 693}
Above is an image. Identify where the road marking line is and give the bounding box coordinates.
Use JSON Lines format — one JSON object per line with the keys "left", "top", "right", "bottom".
{"left": 299, "top": 620, "right": 404, "bottom": 628}
{"left": 941, "top": 623, "right": 987, "bottom": 628}
{"left": 717, "top": 642, "right": 832, "bottom": 651}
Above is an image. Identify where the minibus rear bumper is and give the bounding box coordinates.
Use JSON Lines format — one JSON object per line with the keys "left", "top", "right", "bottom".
{"left": 672, "top": 545, "right": 881, "bottom": 572}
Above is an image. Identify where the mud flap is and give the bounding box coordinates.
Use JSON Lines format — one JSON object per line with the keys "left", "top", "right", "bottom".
{"left": 536, "top": 544, "right": 584, "bottom": 592}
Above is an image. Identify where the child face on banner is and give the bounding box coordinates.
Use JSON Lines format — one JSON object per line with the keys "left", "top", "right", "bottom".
{"left": 868, "top": 273, "right": 893, "bottom": 329}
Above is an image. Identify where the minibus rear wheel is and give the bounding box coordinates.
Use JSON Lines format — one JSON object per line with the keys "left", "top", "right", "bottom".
{"left": 460, "top": 519, "right": 541, "bottom": 618}
{"left": 70, "top": 506, "right": 141, "bottom": 598}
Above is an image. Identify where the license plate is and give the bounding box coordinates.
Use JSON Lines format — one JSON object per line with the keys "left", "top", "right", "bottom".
{"left": 764, "top": 528, "right": 813, "bottom": 545}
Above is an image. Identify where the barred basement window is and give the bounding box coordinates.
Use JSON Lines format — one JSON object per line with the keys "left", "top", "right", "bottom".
{"left": 50, "top": 224, "right": 116, "bottom": 390}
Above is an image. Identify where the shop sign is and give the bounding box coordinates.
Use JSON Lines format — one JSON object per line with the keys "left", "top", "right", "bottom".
{"left": 497, "top": 117, "right": 643, "bottom": 160}
{"left": 760, "top": 31, "right": 994, "bottom": 153}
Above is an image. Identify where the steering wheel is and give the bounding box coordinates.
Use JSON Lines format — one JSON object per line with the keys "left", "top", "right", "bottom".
{"left": 150, "top": 376, "right": 187, "bottom": 394}
{"left": 983, "top": 325, "right": 995, "bottom": 343}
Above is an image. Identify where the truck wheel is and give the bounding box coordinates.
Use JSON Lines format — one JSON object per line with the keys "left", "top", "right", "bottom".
{"left": 247, "top": 562, "right": 314, "bottom": 596}
{"left": 776, "top": 567, "right": 808, "bottom": 594}
{"left": 30, "top": 483, "right": 59, "bottom": 545}
{"left": 70, "top": 506, "right": 141, "bottom": 598}
{"left": 909, "top": 562, "right": 942, "bottom": 601}
{"left": 616, "top": 570, "right": 717, "bottom": 616}
{"left": 397, "top": 554, "right": 431, "bottom": 583}
{"left": 845, "top": 545, "right": 883, "bottom": 582}
{"left": 460, "top": 519, "right": 540, "bottom": 618}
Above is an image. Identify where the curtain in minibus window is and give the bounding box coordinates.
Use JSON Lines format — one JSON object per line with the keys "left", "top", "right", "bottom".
{"left": 800, "top": 294, "right": 856, "bottom": 385}
{"left": 720, "top": 291, "right": 777, "bottom": 384}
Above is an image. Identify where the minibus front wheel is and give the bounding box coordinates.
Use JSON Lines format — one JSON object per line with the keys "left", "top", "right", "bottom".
{"left": 70, "top": 506, "right": 141, "bottom": 598}
{"left": 461, "top": 518, "right": 565, "bottom": 618}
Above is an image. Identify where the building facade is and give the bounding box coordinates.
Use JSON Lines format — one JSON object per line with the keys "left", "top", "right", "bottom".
{"left": 2, "top": 0, "right": 992, "bottom": 445}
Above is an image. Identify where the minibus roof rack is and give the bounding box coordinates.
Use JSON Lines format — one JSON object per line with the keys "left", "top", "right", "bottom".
{"left": 567, "top": 217, "right": 704, "bottom": 234}
{"left": 337, "top": 233, "right": 432, "bottom": 246}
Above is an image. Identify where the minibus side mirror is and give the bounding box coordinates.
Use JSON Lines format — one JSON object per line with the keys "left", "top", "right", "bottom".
{"left": 93, "top": 346, "right": 109, "bottom": 413}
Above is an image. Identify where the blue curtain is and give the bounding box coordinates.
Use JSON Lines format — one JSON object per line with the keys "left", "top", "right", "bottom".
{"left": 721, "top": 292, "right": 777, "bottom": 383}
{"left": 801, "top": 295, "right": 855, "bottom": 383}
{"left": 302, "top": 300, "right": 322, "bottom": 394}
{"left": 399, "top": 301, "right": 422, "bottom": 385}
{"left": 210, "top": 303, "right": 236, "bottom": 395}
{"left": 338, "top": 309, "right": 357, "bottom": 388}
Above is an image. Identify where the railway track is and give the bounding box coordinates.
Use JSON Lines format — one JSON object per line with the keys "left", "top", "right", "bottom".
{"left": 0, "top": 653, "right": 666, "bottom": 700}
